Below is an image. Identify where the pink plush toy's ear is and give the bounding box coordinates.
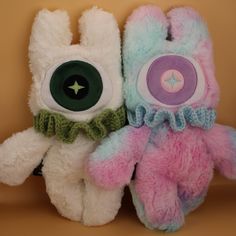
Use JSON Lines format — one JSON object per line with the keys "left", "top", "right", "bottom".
{"left": 167, "top": 7, "right": 210, "bottom": 50}
{"left": 123, "top": 5, "right": 168, "bottom": 69}
{"left": 124, "top": 5, "right": 219, "bottom": 109}
{"left": 166, "top": 7, "right": 219, "bottom": 108}
{"left": 124, "top": 5, "right": 212, "bottom": 64}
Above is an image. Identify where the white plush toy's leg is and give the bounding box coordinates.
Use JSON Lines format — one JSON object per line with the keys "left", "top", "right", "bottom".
{"left": 43, "top": 136, "right": 123, "bottom": 225}
{"left": 0, "top": 127, "right": 52, "bottom": 185}
{"left": 82, "top": 180, "right": 124, "bottom": 226}
{"left": 42, "top": 136, "right": 96, "bottom": 221}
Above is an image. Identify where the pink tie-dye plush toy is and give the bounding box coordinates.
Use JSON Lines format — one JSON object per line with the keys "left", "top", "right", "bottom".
{"left": 87, "top": 5, "right": 236, "bottom": 231}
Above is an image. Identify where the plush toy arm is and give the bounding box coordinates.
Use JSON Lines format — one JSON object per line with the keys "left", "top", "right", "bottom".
{"left": 0, "top": 128, "right": 52, "bottom": 185}
{"left": 205, "top": 124, "right": 236, "bottom": 179}
{"left": 87, "top": 125, "right": 150, "bottom": 190}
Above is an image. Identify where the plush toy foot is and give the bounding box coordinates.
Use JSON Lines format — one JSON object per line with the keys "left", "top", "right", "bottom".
{"left": 129, "top": 182, "right": 155, "bottom": 230}
{"left": 178, "top": 171, "right": 212, "bottom": 215}
{"left": 82, "top": 180, "right": 124, "bottom": 225}
{"left": 130, "top": 182, "right": 184, "bottom": 232}
{"left": 150, "top": 205, "right": 185, "bottom": 232}
{"left": 180, "top": 191, "right": 207, "bottom": 215}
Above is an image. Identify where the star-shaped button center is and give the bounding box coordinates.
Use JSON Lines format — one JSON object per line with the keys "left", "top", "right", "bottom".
{"left": 165, "top": 73, "right": 181, "bottom": 88}
{"left": 160, "top": 69, "right": 184, "bottom": 93}
{"left": 68, "top": 81, "right": 85, "bottom": 95}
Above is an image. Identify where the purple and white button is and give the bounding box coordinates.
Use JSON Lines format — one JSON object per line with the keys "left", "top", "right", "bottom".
{"left": 147, "top": 55, "right": 197, "bottom": 105}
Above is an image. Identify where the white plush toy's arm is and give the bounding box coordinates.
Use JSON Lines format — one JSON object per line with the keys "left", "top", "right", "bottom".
{"left": 0, "top": 127, "right": 52, "bottom": 185}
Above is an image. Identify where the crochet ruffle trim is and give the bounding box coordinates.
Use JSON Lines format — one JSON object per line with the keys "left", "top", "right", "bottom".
{"left": 128, "top": 104, "right": 216, "bottom": 131}
{"left": 34, "top": 106, "right": 126, "bottom": 143}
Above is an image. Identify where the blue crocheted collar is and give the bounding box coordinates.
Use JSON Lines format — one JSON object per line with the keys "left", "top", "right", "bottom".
{"left": 127, "top": 104, "right": 216, "bottom": 132}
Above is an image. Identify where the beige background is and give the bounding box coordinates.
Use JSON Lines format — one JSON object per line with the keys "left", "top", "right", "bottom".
{"left": 0, "top": 0, "right": 236, "bottom": 235}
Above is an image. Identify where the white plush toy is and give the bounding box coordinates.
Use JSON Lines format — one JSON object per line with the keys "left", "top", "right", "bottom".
{"left": 0, "top": 7, "right": 125, "bottom": 225}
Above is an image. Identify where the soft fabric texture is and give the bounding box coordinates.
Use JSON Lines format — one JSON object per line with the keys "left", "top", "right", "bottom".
{"left": 128, "top": 104, "right": 216, "bottom": 131}
{"left": 34, "top": 106, "right": 125, "bottom": 143}
{"left": 0, "top": 7, "right": 125, "bottom": 225}
{"left": 87, "top": 5, "right": 236, "bottom": 232}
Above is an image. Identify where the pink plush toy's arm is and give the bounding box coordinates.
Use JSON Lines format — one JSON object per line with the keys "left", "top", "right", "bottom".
{"left": 205, "top": 124, "right": 236, "bottom": 179}
{"left": 87, "top": 125, "right": 150, "bottom": 190}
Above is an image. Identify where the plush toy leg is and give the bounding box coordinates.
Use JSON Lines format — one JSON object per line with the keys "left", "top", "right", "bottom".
{"left": 178, "top": 167, "right": 213, "bottom": 215}
{"left": 43, "top": 137, "right": 122, "bottom": 225}
{"left": 82, "top": 180, "right": 124, "bottom": 225}
{"left": 0, "top": 128, "right": 52, "bottom": 185}
{"left": 42, "top": 138, "right": 96, "bottom": 222}
{"left": 133, "top": 173, "right": 184, "bottom": 232}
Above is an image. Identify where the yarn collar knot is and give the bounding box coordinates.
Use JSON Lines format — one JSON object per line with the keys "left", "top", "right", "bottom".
{"left": 128, "top": 104, "right": 216, "bottom": 131}
{"left": 34, "top": 106, "right": 126, "bottom": 143}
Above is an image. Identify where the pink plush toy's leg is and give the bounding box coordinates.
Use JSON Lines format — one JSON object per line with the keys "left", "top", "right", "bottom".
{"left": 87, "top": 125, "right": 151, "bottom": 190}
{"left": 178, "top": 166, "right": 213, "bottom": 215}
{"left": 133, "top": 171, "right": 184, "bottom": 232}
{"left": 205, "top": 124, "right": 236, "bottom": 179}
{"left": 132, "top": 146, "right": 184, "bottom": 232}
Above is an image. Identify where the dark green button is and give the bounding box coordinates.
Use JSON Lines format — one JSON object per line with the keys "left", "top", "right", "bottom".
{"left": 50, "top": 60, "right": 103, "bottom": 111}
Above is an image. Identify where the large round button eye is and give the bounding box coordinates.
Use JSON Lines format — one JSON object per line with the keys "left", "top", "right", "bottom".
{"left": 137, "top": 54, "right": 205, "bottom": 107}
{"left": 50, "top": 61, "right": 103, "bottom": 111}
{"left": 147, "top": 55, "right": 197, "bottom": 105}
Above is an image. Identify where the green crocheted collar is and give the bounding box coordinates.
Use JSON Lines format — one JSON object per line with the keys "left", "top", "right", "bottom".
{"left": 34, "top": 106, "right": 126, "bottom": 143}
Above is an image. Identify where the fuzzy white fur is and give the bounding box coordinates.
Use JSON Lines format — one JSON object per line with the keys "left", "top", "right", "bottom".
{"left": 43, "top": 137, "right": 123, "bottom": 224}
{"left": 0, "top": 128, "right": 52, "bottom": 185}
{"left": 29, "top": 7, "right": 123, "bottom": 121}
{"left": 0, "top": 7, "right": 124, "bottom": 225}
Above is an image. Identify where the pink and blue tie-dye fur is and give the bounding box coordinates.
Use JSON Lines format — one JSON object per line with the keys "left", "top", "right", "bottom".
{"left": 87, "top": 5, "right": 236, "bottom": 232}
{"left": 87, "top": 123, "right": 236, "bottom": 231}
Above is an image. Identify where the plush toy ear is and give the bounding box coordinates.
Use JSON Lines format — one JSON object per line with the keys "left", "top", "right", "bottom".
{"left": 167, "top": 7, "right": 218, "bottom": 107}
{"left": 123, "top": 5, "right": 168, "bottom": 74}
{"left": 167, "top": 7, "right": 210, "bottom": 53}
{"left": 79, "top": 7, "right": 120, "bottom": 50}
{"left": 78, "top": 7, "right": 121, "bottom": 68}
{"left": 29, "top": 9, "right": 72, "bottom": 76}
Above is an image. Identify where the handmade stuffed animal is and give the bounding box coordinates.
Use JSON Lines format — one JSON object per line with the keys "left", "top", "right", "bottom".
{"left": 87, "top": 5, "right": 236, "bottom": 231}
{"left": 0, "top": 7, "right": 126, "bottom": 225}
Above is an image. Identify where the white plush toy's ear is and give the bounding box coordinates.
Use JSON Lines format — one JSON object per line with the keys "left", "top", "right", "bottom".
{"left": 79, "top": 7, "right": 120, "bottom": 60}
{"left": 29, "top": 7, "right": 121, "bottom": 76}
{"left": 29, "top": 9, "right": 72, "bottom": 76}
